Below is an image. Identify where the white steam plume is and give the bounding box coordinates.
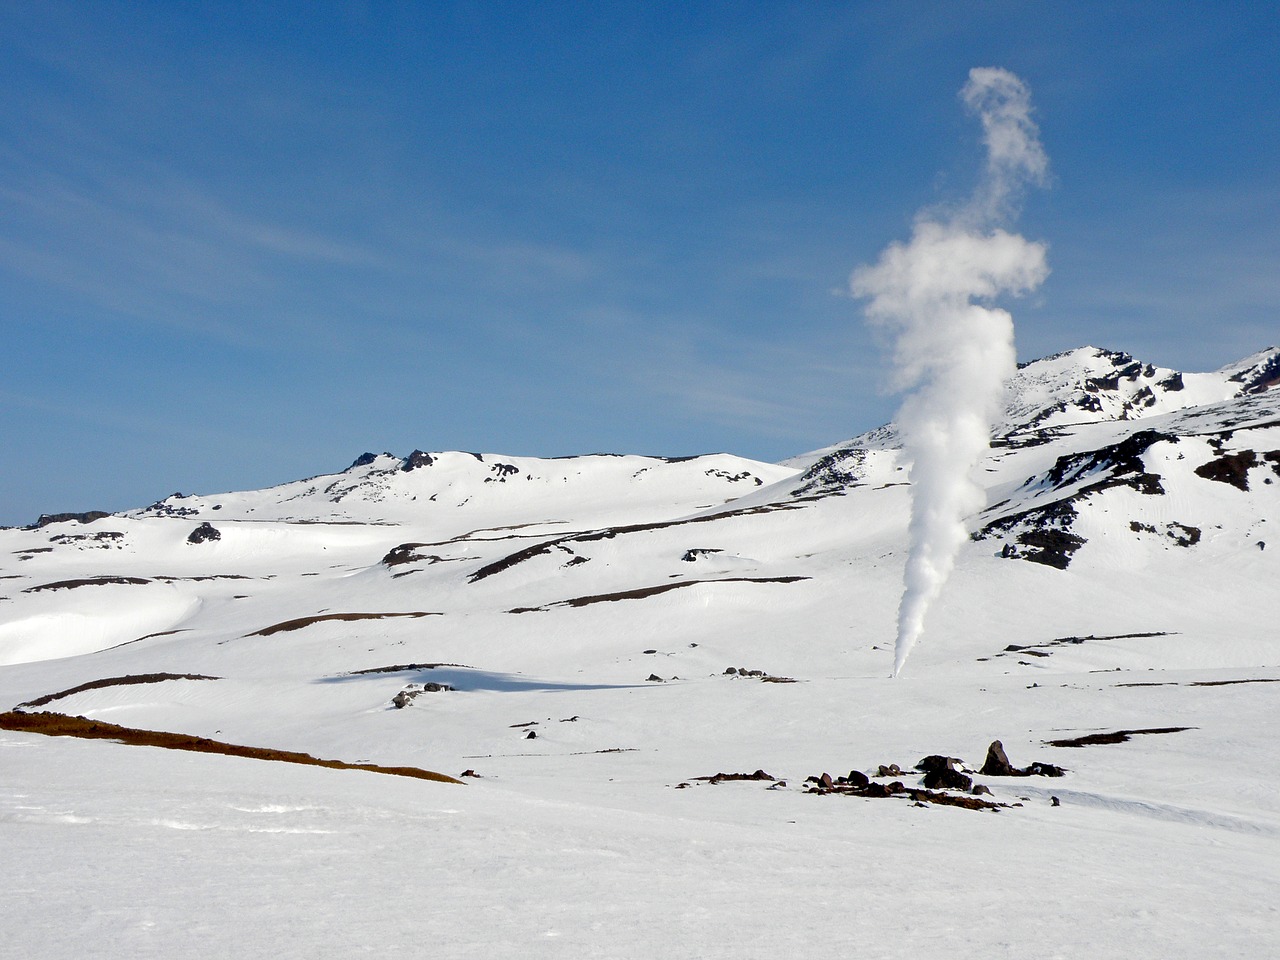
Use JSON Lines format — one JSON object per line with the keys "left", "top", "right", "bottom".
{"left": 851, "top": 68, "right": 1050, "bottom": 677}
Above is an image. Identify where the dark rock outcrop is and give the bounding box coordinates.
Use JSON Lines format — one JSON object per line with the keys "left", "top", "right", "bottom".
{"left": 187, "top": 522, "right": 221, "bottom": 544}
{"left": 916, "top": 755, "right": 973, "bottom": 791}
{"left": 401, "top": 450, "right": 435, "bottom": 471}
{"left": 980, "top": 740, "right": 1017, "bottom": 777}
{"left": 32, "top": 511, "right": 110, "bottom": 529}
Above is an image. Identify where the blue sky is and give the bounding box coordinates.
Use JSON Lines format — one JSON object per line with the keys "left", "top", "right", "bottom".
{"left": 2, "top": 1, "right": 1277, "bottom": 525}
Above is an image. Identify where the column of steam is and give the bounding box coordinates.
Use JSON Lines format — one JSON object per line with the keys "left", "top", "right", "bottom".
{"left": 852, "top": 68, "right": 1050, "bottom": 677}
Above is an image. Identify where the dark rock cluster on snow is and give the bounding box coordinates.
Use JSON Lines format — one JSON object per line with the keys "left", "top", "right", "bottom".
{"left": 187, "top": 522, "right": 221, "bottom": 544}
{"left": 391, "top": 682, "right": 453, "bottom": 708}
{"left": 790, "top": 447, "right": 869, "bottom": 498}
{"left": 682, "top": 548, "right": 724, "bottom": 562}
{"left": 802, "top": 742, "right": 1065, "bottom": 811}
{"left": 979, "top": 740, "right": 1065, "bottom": 777}
{"left": 723, "top": 666, "right": 797, "bottom": 683}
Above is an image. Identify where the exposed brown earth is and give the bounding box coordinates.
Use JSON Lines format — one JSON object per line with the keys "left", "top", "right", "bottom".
{"left": 1044, "top": 726, "right": 1193, "bottom": 747}
{"left": 247, "top": 611, "right": 443, "bottom": 637}
{"left": 508, "top": 576, "right": 809, "bottom": 613}
{"left": 0, "top": 711, "right": 461, "bottom": 784}
{"left": 17, "top": 673, "right": 219, "bottom": 709}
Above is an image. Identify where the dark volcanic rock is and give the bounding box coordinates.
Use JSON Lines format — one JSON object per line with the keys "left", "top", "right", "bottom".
{"left": 33, "top": 511, "right": 110, "bottom": 529}
{"left": 382, "top": 543, "right": 425, "bottom": 567}
{"left": 1015, "top": 528, "right": 1087, "bottom": 569}
{"left": 1229, "top": 350, "right": 1280, "bottom": 394}
{"left": 1027, "top": 762, "right": 1066, "bottom": 778}
{"left": 980, "top": 740, "right": 1018, "bottom": 777}
{"left": 187, "top": 522, "right": 221, "bottom": 544}
{"left": 915, "top": 755, "right": 972, "bottom": 790}
{"left": 401, "top": 450, "right": 435, "bottom": 471}
{"left": 923, "top": 767, "right": 973, "bottom": 791}
{"left": 1166, "top": 523, "right": 1201, "bottom": 547}
{"left": 1194, "top": 451, "right": 1256, "bottom": 491}
{"left": 682, "top": 548, "right": 724, "bottom": 562}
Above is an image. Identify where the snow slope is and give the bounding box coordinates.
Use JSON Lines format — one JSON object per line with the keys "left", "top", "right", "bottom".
{"left": 2, "top": 346, "right": 1278, "bottom": 958}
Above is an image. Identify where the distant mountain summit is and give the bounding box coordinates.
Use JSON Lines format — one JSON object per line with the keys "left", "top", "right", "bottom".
{"left": 1002, "top": 345, "right": 1280, "bottom": 435}
{"left": 781, "top": 346, "right": 1280, "bottom": 572}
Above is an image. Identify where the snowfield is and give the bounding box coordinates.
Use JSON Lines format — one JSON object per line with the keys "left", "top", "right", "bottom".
{"left": 2, "top": 346, "right": 1278, "bottom": 957}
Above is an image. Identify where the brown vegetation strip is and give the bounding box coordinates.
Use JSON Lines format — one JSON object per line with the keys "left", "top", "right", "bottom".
{"left": 24, "top": 576, "right": 151, "bottom": 592}
{"left": 1044, "top": 726, "right": 1194, "bottom": 748}
{"left": 17, "top": 673, "right": 219, "bottom": 709}
{"left": 0, "top": 711, "right": 462, "bottom": 784}
{"left": 247, "top": 611, "right": 442, "bottom": 637}
{"left": 509, "top": 576, "right": 809, "bottom": 613}
{"left": 1118, "top": 678, "right": 1279, "bottom": 688}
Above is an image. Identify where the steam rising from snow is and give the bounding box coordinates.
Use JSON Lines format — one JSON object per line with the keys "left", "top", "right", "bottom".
{"left": 852, "top": 68, "right": 1050, "bottom": 677}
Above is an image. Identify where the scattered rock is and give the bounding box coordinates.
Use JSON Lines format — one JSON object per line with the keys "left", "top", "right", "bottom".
{"left": 391, "top": 682, "right": 453, "bottom": 708}
{"left": 979, "top": 740, "right": 1066, "bottom": 777}
{"left": 646, "top": 674, "right": 665, "bottom": 682}
{"left": 525, "top": 730, "right": 537, "bottom": 739}
{"left": 391, "top": 690, "right": 416, "bottom": 709}
{"left": 460, "top": 769, "right": 481, "bottom": 778}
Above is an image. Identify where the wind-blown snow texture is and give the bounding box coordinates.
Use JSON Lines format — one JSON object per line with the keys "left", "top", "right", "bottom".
{"left": 2, "top": 346, "right": 1279, "bottom": 958}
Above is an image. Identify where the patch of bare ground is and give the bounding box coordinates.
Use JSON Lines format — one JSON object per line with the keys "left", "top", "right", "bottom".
{"left": 988, "top": 631, "right": 1173, "bottom": 661}
{"left": 0, "top": 711, "right": 462, "bottom": 784}
{"left": 246, "top": 611, "right": 443, "bottom": 637}
{"left": 1117, "top": 678, "right": 1280, "bottom": 688}
{"left": 469, "top": 498, "right": 820, "bottom": 583}
{"left": 24, "top": 576, "right": 151, "bottom": 592}
{"left": 693, "top": 770, "right": 777, "bottom": 784}
{"left": 17, "top": 673, "right": 219, "bottom": 709}
{"left": 152, "top": 574, "right": 253, "bottom": 582}
{"left": 1045, "top": 726, "right": 1194, "bottom": 748}
{"left": 346, "top": 662, "right": 471, "bottom": 675}
{"left": 508, "top": 576, "right": 809, "bottom": 613}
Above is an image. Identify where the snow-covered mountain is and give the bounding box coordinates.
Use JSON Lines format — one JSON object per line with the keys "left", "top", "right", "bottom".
{"left": 3, "top": 345, "right": 1278, "bottom": 959}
